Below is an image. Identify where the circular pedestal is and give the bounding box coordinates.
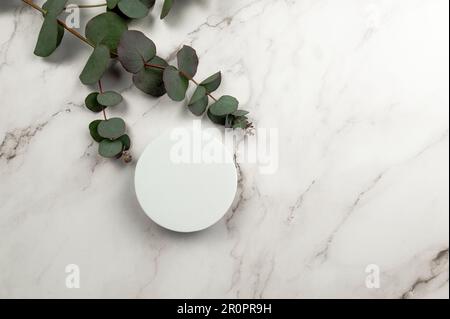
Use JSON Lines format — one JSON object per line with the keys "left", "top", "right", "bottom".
{"left": 135, "top": 129, "right": 237, "bottom": 232}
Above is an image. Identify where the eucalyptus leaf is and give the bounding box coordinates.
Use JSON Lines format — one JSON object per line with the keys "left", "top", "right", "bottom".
{"left": 34, "top": 15, "right": 63, "bottom": 57}
{"left": 118, "top": 0, "right": 149, "bottom": 19}
{"left": 79, "top": 45, "right": 110, "bottom": 85}
{"left": 189, "top": 86, "right": 206, "bottom": 105}
{"left": 209, "top": 95, "right": 239, "bottom": 116}
{"left": 200, "top": 72, "right": 222, "bottom": 93}
{"left": 98, "top": 117, "right": 126, "bottom": 139}
{"left": 118, "top": 134, "right": 131, "bottom": 151}
{"left": 107, "top": 0, "right": 120, "bottom": 9}
{"left": 140, "top": 0, "right": 156, "bottom": 8}
{"left": 85, "top": 12, "right": 128, "bottom": 51}
{"left": 225, "top": 115, "right": 234, "bottom": 128}
{"left": 188, "top": 95, "right": 208, "bottom": 116}
{"left": 188, "top": 86, "right": 208, "bottom": 116}
{"left": 89, "top": 120, "right": 104, "bottom": 142}
{"left": 118, "top": 30, "right": 156, "bottom": 73}
{"left": 99, "top": 139, "right": 124, "bottom": 158}
{"left": 207, "top": 109, "right": 226, "bottom": 126}
{"left": 163, "top": 66, "right": 189, "bottom": 101}
{"left": 232, "top": 117, "right": 249, "bottom": 129}
{"left": 42, "top": 0, "right": 68, "bottom": 16}
{"left": 232, "top": 110, "right": 249, "bottom": 117}
{"left": 85, "top": 92, "right": 105, "bottom": 113}
{"left": 177, "top": 45, "right": 198, "bottom": 79}
{"left": 160, "top": 0, "right": 174, "bottom": 19}
{"left": 97, "top": 91, "right": 123, "bottom": 106}
{"left": 133, "top": 56, "right": 168, "bottom": 97}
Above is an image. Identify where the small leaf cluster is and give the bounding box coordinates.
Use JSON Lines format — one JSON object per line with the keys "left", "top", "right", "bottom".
{"left": 117, "top": 31, "right": 252, "bottom": 129}
{"left": 85, "top": 91, "right": 131, "bottom": 160}
{"left": 89, "top": 118, "right": 131, "bottom": 159}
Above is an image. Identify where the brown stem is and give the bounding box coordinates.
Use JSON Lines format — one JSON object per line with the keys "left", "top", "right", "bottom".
{"left": 21, "top": 0, "right": 95, "bottom": 49}
{"left": 181, "top": 72, "right": 218, "bottom": 102}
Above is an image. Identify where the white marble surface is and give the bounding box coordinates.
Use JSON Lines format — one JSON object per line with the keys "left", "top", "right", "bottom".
{"left": 0, "top": 0, "right": 449, "bottom": 299}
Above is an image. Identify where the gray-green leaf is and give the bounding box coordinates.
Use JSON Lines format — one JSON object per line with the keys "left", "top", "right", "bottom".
{"left": 160, "top": 0, "right": 174, "bottom": 19}
{"left": 118, "top": 134, "right": 131, "bottom": 151}
{"left": 189, "top": 86, "right": 206, "bottom": 105}
{"left": 200, "top": 72, "right": 221, "bottom": 93}
{"left": 42, "top": 0, "right": 68, "bottom": 16}
{"left": 118, "top": 0, "right": 150, "bottom": 19}
{"left": 99, "top": 139, "right": 123, "bottom": 158}
{"left": 85, "top": 92, "right": 105, "bottom": 113}
{"left": 97, "top": 91, "right": 123, "bottom": 106}
{"left": 233, "top": 117, "right": 249, "bottom": 129}
{"left": 163, "top": 66, "right": 189, "bottom": 101}
{"left": 209, "top": 95, "right": 239, "bottom": 116}
{"left": 79, "top": 45, "right": 110, "bottom": 85}
{"left": 89, "top": 120, "right": 104, "bottom": 142}
{"left": 188, "top": 86, "right": 208, "bottom": 116}
{"left": 133, "top": 56, "right": 168, "bottom": 97}
{"left": 34, "top": 15, "right": 64, "bottom": 57}
{"left": 107, "top": 0, "right": 120, "bottom": 9}
{"left": 118, "top": 30, "right": 156, "bottom": 74}
{"left": 85, "top": 12, "right": 128, "bottom": 51}
{"left": 189, "top": 95, "right": 208, "bottom": 116}
{"left": 232, "top": 110, "right": 249, "bottom": 117}
{"left": 97, "top": 117, "right": 126, "bottom": 139}
{"left": 177, "top": 45, "right": 198, "bottom": 79}
{"left": 207, "top": 109, "right": 226, "bottom": 126}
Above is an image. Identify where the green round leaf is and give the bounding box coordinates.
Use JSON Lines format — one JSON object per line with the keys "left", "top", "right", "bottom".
{"left": 188, "top": 86, "right": 208, "bottom": 116}
{"left": 85, "top": 12, "right": 128, "bottom": 51}
{"left": 85, "top": 92, "right": 105, "bottom": 113}
{"left": 118, "top": 0, "right": 150, "bottom": 19}
{"left": 99, "top": 139, "right": 123, "bottom": 158}
{"left": 177, "top": 45, "right": 199, "bottom": 79}
{"left": 225, "top": 115, "right": 234, "bottom": 128}
{"left": 97, "top": 117, "right": 126, "bottom": 139}
{"left": 160, "top": 0, "right": 174, "bottom": 19}
{"left": 163, "top": 66, "right": 189, "bottom": 102}
{"left": 232, "top": 110, "right": 249, "bottom": 117}
{"left": 233, "top": 117, "right": 249, "bottom": 129}
{"left": 79, "top": 45, "right": 110, "bottom": 85}
{"left": 118, "top": 134, "right": 131, "bottom": 151}
{"left": 97, "top": 91, "right": 123, "bottom": 106}
{"left": 189, "top": 86, "right": 206, "bottom": 105}
{"left": 200, "top": 72, "right": 222, "bottom": 93}
{"left": 133, "top": 66, "right": 167, "bottom": 97}
{"left": 118, "top": 30, "right": 156, "bottom": 73}
{"left": 89, "top": 120, "right": 104, "bottom": 142}
{"left": 189, "top": 95, "right": 208, "bottom": 116}
{"left": 209, "top": 95, "right": 239, "bottom": 116}
{"left": 34, "top": 15, "right": 64, "bottom": 57}
{"left": 207, "top": 109, "right": 226, "bottom": 126}
{"left": 106, "top": 0, "right": 120, "bottom": 9}
{"left": 140, "top": 0, "right": 156, "bottom": 8}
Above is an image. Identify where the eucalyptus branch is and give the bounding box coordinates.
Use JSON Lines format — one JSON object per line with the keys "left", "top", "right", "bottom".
{"left": 21, "top": 0, "right": 252, "bottom": 163}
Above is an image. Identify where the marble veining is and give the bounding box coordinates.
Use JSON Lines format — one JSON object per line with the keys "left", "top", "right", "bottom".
{"left": 0, "top": 0, "right": 448, "bottom": 298}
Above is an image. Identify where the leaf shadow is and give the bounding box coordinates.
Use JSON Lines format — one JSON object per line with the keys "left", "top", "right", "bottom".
{"left": 0, "top": 0, "right": 17, "bottom": 14}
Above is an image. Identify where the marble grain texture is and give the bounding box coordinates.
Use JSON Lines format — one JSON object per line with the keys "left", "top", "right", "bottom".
{"left": 0, "top": 0, "right": 448, "bottom": 299}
